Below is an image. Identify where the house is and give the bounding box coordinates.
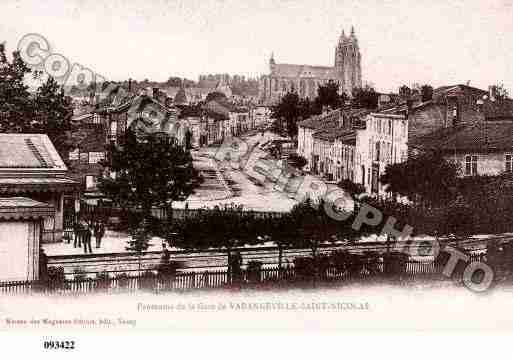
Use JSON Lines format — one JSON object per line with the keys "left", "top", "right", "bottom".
{"left": 0, "top": 197, "right": 53, "bottom": 281}
{"left": 297, "top": 109, "right": 408, "bottom": 195}
{"left": 67, "top": 126, "right": 108, "bottom": 204}
{"left": 411, "top": 120, "right": 513, "bottom": 177}
{"left": 252, "top": 105, "right": 272, "bottom": 128}
{"left": 203, "top": 100, "right": 253, "bottom": 143}
{"left": 381, "top": 84, "right": 489, "bottom": 143}
{"left": 311, "top": 127, "right": 355, "bottom": 182}
{"left": 297, "top": 109, "right": 342, "bottom": 172}
{"left": 0, "top": 134, "right": 80, "bottom": 243}
{"left": 354, "top": 113, "right": 408, "bottom": 194}
{"left": 165, "top": 87, "right": 213, "bottom": 105}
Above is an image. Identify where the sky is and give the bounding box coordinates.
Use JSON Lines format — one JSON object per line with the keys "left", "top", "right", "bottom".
{"left": 1, "top": 0, "right": 513, "bottom": 93}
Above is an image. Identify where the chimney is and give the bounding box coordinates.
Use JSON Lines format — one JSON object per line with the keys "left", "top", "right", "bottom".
{"left": 489, "top": 86, "right": 496, "bottom": 102}
{"left": 406, "top": 99, "right": 414, "bottom": 116}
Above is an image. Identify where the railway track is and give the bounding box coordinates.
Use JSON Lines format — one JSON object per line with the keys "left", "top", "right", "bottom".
{"left": 47, "top": 234, "right": 513, "bottom": 277}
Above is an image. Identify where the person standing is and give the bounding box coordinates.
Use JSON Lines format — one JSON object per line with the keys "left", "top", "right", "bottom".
{"left": 94, "top": 221, "right": 105, "bottom": 249}
{"left": 73, "top": 222, "right": 82, "bottom": 248}
{"left": 83, "top": 224, "right": 93, "bottom": 254}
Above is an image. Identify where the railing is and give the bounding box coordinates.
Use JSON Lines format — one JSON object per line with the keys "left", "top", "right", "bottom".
{"left": 0, "top": 258, "right": 484, "bottom": 296}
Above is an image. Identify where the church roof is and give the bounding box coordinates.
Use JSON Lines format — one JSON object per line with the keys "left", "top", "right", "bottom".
{"left": 271, "top": 63, "right": 336, "bottom": 79}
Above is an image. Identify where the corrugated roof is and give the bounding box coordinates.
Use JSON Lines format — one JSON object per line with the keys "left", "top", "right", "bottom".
{"left": 0, "top": 134, "right": 65, "bottom": 170}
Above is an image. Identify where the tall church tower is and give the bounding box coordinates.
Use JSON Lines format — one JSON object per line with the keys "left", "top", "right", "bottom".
{"left": 334, "top": 26, "right": 362, "bottom": 96}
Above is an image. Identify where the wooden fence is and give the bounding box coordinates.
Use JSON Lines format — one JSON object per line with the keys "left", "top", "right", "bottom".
{"left": 0, "top": 257, "right": 483, "bottom": 296}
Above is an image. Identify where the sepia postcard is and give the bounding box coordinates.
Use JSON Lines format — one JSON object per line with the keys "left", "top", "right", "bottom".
{"left": 1, "top": 0, "right": 513, "bottom": 355}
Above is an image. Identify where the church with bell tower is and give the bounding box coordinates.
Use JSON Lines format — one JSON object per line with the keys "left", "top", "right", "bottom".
{"left": 259, "top": 26, "right": 363, "bottom": 103}
{"left": 334, "top": 26, "right": 362, "bottom": 96}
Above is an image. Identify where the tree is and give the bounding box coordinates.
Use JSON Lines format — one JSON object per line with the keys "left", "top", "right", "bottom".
{"left": 288, "top": 153, "right": 307, "bottom": 170}
{"left": 205, "top": 91, "right": 227, "bottom": 102}
{"left": 420, "top": 84, "right": 434, "bottom": 102}
{"left": 270, "top": 92, "right": 315, "bottom": 138}
{"left": 175, "top": 204, "right": 255, "bottom": 282}
{"left": 314, "top": 80, "right": 345, "bottom": 112}
{"left": 380, "top": 150, "right": 460, "bottom": 207}
{"left": 98, "top": 131, "right": 201, "bottom": 224}
{"left": 398, "top": 85, "right": 412, "bottom": 100}
{"left": 0, "top": 42, "right": 34, "bottom": 132}
{"left": 490, "top": 83, "right": 510, "bottom": 100}
{"left": 32, "top": 76, "right": 73, "bottom": 156}
{"left": 352, "top": 85, "right": 379, "bottom": 109}
{"left": 167, "top": 77, "right": 183, "bottom": 87}
{"left": 126, "top": 218, "right": 152, "bottom": 275}
{"left": 0, "top": 44, "right": 73, "bottom": 156}
{"left": 337, "top": 179, "right": 366, "bottom": 212}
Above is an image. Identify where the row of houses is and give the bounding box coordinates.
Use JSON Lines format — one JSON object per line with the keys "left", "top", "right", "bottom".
{"left": 298, "top": 84, "right": 513, "bottom": 195}
{"left": 69, "top": 91, "right": 272, "bottom": 202}
{"left": 298, "top": 108, "right": 408, "bottom": 195}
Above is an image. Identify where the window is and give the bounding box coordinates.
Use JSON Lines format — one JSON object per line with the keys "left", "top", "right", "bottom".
{"left": 69, "top": 148, "right": 79, "bottom": 161}
{"left": 506, "top": 155, "right": 512, "bottom": 172}
{"left": 388, "top": 119, "right": 393, "bottom": 135}
{"left": 79, "top": 152, "right": 89, "bottom": 164}
{"left": 85, "top": 175, "right": 97, "bottom": 190}
{"left": 88, "top": 152, "right": 106, "bottom": 164}
{"left": 465, "top": 155, "right": 478, "bottom": 175}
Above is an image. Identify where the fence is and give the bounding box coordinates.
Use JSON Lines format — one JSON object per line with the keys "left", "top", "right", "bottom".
{"left": 0, "top": 256, "right": 484, "bottom": 296}
{"left": 72, "top": 201, "right": 285, "bottom": 223}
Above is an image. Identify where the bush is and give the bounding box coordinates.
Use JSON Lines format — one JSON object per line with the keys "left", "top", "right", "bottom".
{"left": 95, "top": 271, "right": 111, "bottom": 290}
{"left": 361, "top": 251, "right": 382, "bottom": 276}
{"left": 115, "top": 273, "right": 130, "bottom": 289}
{"left": 47, "top": 266, "right": 65, "bottom": 289}
{"left": 246, "top": 260, "right": 263, "bottom": 283}
{"left": 330, "top": 250, "right": 364, "bottom": 277}
{"left": 288, "top": 153, "right": 307, "bottom": 170}
{"left": 383, "top": 252, "right": 409, "bottom": 277}
{"left": 72, "top": 267, "right": 87, "bottom": 281}
{"left": 139, "top": 271, "right": 157, "bottom": 290}
{"left": 293, "top": 255, "right": 331, "bottom": 280}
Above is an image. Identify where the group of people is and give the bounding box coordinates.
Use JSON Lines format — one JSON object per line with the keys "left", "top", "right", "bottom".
{"left": 71, "top": 221, "right": 106, "bottom": 254}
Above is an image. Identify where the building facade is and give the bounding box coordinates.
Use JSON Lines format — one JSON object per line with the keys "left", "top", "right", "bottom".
{"left": 259, "top": 27, "right": 362, "bottom": 104}
{"left": 298, "top": 110, "right": 408, "bottom": 195}
{"left": 0, "top": 197, "right": 54, "bottom": 281}
{"left": 0, "top": 134, "right": 80, "bottom": 243}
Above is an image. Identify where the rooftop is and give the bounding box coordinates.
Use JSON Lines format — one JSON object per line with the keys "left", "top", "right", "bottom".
{"left": 271, "top": 63, "right": 335, "bottom": 78}
{"left": 312, "top": 127, "right": 355, "bottom": 142}
{"left": 411, "top": 121, "right": 513, "bottom": 152}
{"left": 0, "top": 197, "right": 54, "bottom": 220}
{"left": 0, "top": 134, "right": 65, "bottom": 170}
{"left": 483, "top": 98, "right": 513, "bottom": 120}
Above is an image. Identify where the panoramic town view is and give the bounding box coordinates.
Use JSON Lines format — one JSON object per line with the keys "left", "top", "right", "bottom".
{"left": 0, "top": 1, "right": 512, "bottom": 302}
